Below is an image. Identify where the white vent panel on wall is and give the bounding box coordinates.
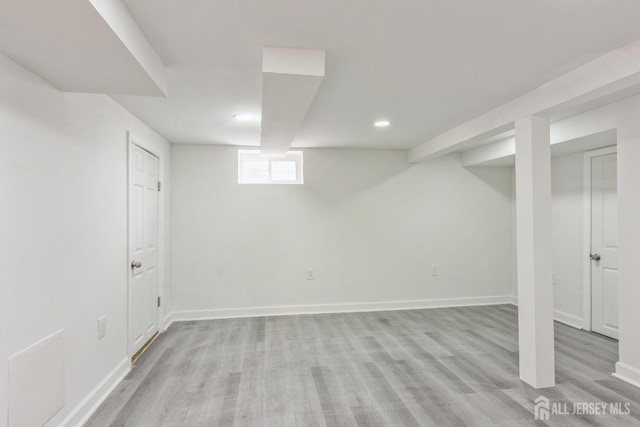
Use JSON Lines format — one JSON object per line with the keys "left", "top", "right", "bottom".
{"left": 8, "top": 330, "right": 65, "bottom": 427}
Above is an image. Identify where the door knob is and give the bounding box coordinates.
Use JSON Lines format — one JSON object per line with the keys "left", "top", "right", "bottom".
{"left": 590, "top": 253, "right": 601, "bottom": 261}
{"left": 131, "top": 261, "right": 142, "bottom": 269}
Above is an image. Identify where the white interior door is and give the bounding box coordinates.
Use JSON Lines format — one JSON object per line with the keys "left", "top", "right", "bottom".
{"left": 129, "top": 142, "right": 159, "bottom": 356}
{"left": 590, "top": 153, "right": 618, "bottom": 339}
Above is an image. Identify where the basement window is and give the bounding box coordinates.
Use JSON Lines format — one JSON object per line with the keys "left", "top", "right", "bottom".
{"left": 238, "top": 150, "right": 303, "bottom": 184}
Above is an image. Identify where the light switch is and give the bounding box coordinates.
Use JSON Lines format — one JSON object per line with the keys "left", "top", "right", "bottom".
{"left": 432, "top": 265, "right": 439, "bottom": 276}
{"left": 97, "top": 316, "right": 107, "bottom": 340}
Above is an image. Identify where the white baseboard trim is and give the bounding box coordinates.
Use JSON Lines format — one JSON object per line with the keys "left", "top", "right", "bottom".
{"left": 508, "top": 297, "right": 584, "bottom": 330}
{"left": 60, "top": 357, "right": 131, "bottom": 427}
{"left": 553, "top": 310, "right": 584, "bottom": 329}
{"left": 163, "top": 311, "right": 174, "bottom": 331}
{"left": 170, "top": 295, "right": 513, "bottom": 322}
{"left": 614, "top": 362, "right": 640, "bottom": 389}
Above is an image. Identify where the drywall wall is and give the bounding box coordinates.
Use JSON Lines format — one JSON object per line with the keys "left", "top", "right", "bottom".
{"left": 617, "top": 114, "right": 640, "bottom": 386}
{"left": 550, "top": 153, "right": 586, "bottom": 324}
{"left": 171, "top": 146, "right": 513, "bottom": 316}
{"left": 510, "top": 170, "right": 517, "bottom": 302}
{"left": 0, "top": 53, "right": 171, "bottom": 426}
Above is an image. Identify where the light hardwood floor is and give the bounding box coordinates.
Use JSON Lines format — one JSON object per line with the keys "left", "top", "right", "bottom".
{"left": 87, "top": 304, "right": 640, "bottom": 426}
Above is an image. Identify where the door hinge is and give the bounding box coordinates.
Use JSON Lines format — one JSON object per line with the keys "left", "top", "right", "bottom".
{"left": 157, "top": 181, "right": 161, "bottom": 192}
{"left": 157, "top": 296, "right": 161, "bottom": 307}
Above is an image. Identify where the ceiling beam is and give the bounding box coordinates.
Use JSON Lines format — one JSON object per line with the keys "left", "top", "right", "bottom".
{"left": 461, "top": 137, "right": 515, "bottom": 167}
{"left": 89, "top": 0, "right": 167, "bottom": 95}
{"left": 260, "top": 47, "right": 325, "bottom": 157}
{"left": 0, "top": 0, "right": 167, "bottom": 96}
{"left": 461, "top": 129, "right": 617, "bottom": 167}
{"left": 408, "top": 38, "right": 640, "bottom": 163}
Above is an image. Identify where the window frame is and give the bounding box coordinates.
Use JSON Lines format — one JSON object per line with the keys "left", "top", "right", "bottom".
{"left": 238, "top": 149, "right": 304, "bottom": 185}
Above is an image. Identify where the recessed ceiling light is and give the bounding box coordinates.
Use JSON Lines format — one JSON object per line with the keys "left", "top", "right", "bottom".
{"left": 374, "top": 120, "right": 390, "bottom": 127}
{"left": 234, "top": 113, "right": 256, "bottom": 121}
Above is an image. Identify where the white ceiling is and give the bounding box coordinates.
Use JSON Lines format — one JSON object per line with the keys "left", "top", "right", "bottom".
{"left": 114, "top": 0, "right": 640, "bottom": 149}
{"left": 0, "top": 0, "right": 166, "bottom": 96}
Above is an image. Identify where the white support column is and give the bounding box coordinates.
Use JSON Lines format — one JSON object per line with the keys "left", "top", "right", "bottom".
{"left": 515, "top": 114, "right": 555, "bottom": 389}
{"left": 614, "top": 122, "right": 640, "bottom": 387}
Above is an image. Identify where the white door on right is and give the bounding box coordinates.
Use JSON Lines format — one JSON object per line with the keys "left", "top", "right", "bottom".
{"left": 129, "top": 142, "right": 159, "bottom": 356}
{"left": 591, "top": 152, "right": 619, "bottom": 339}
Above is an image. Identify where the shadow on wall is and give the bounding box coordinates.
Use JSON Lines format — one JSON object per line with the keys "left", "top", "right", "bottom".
{"left": 464, "top": 165, "right": 514, "bottom": 199}
{"left": 302, "top": 148, "right": 413, "bottom": 203}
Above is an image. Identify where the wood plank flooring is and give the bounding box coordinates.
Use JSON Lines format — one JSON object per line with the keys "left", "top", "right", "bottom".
{"left": 86, "top": 305, "right": 640, "bottom": 426}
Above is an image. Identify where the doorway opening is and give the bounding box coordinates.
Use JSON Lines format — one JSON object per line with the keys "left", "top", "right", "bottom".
{"left": 583, "top": 146, "right": 618, "bottom": 340}
{"left": 128, "top": 137, "right": 161, "bottom": 360}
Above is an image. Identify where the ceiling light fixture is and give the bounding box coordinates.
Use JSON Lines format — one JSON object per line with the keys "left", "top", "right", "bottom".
{"left": 374, "top": 120, "right": 390, "bottom": 127}
{"left": 234, "top": 113, "right": 256, "bottom": 122}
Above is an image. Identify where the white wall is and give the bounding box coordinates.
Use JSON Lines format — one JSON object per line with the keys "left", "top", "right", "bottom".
{"left": 510, "top": 169, "right": 517, "bottom": 300}
{"left": 0, "top": 53, "right": 171, "bottom": 426}
{"left": 171, "top": 146, "right": 513, "bottom": 316}
{"left": 550, "top": 153, "right": 587, "bottom": 325}
{"left": 617, "top": 116, "right": 640, "bottom": 386}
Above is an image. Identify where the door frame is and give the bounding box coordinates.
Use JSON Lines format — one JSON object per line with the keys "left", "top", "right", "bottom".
{"left": 127, "top": 132, "right": 163, "bottom": 358}
{"left": 582, "top": 145, "right": 617, "bottom": 331}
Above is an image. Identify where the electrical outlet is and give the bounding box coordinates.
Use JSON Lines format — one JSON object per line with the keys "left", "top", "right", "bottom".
{"left": 432, "top": 265, "right": 439, "bottom": 277}
{"left": 306, "top": 268, "right": 315, "bottom": 280}
{"left": 97, "top": 316, "right": 107, "bottom": 340}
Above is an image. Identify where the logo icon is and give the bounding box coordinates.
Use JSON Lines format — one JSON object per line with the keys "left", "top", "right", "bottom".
{"left": 534, "top": 396, "right": 550, "bottom": 420}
